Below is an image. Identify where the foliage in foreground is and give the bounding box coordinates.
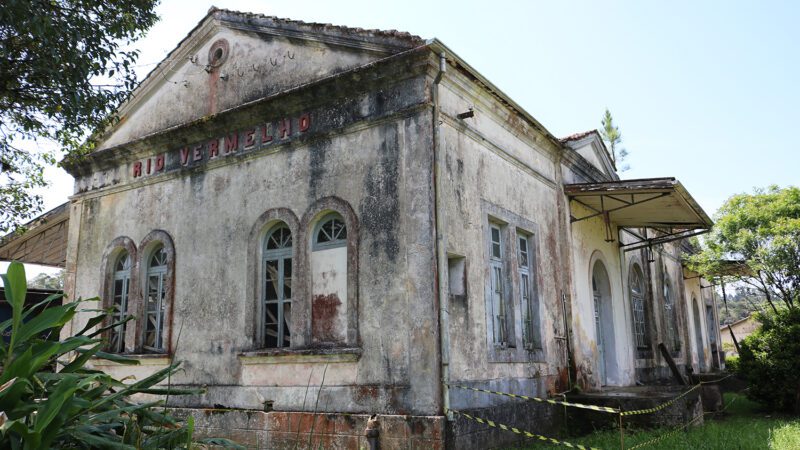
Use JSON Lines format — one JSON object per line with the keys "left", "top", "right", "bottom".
{"left": 516, "top": 393, "right": 799, "bottom": 450}
{"left": 738, "top": 307, "right": 800, "bottom": 413}
{"left": 0, "top": 0, "right": 160, "bottom": 232}
{"left": 0, "top": 261, "right": 241, "bottom": 449}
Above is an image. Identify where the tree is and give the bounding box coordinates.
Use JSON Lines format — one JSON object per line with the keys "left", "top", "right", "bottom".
{"left": 28, "top": 270, "right": 64, "bottom": 290}
{"left": 0, "top": 262, "right": 242, "bottom": 448}
{"left": 737, "top": 308, "right": 800, "bottom": 412}
{"left": 599, "top": 108, "right": 629, "bottom": 170}
{"left": 688, "top": 186, "right": 800, "bottom": 312}
{"left": 0, "top": 0, "right": 160, "bottom": 233}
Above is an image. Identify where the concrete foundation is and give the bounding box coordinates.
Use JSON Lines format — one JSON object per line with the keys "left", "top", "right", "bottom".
{"left": 171, "top": 408, "right": 445, "bottom": 449}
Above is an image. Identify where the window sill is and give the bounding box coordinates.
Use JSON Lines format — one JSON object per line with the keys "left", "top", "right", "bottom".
{"left": 90, "top": 353, "right": 172, "bottom": 367}
{"left": 238, "top": 347, "right": 361, "bottom": 365}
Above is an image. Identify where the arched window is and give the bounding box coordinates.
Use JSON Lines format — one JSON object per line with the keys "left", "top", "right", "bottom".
{"left": 262, "top": 223, "right": 292, "bottom": 348}
{"left": 310, "top": 212, "right": 349, "bottom": 344}
{"left": 662, "top": 267, "right": 680, "bottom": 353}
{"left": 144, "top": 246, "right": 168, "bottom": 352}
{"left": 313, "top": 214, "right": 347, "bottom": 250}
{"left": 629, "top": 263, "right": 650, "bottom": 349}
{"left": 108, "top": 251, "right": 131, "bottom": 353}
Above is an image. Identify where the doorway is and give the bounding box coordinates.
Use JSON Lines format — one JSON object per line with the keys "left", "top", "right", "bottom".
{"left": 592, "top": 260, "right": 615, "bottom": 386}
{"left": 693, "top": 298, "right": 706, "bottom": 372}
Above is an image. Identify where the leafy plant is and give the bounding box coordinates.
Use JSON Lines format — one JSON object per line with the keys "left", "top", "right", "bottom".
{"left": 688, "top": 186, "right": 800, "bottom": 312}
{"left": 0, "top": 261, "right": 242, "bottom": 449}
{"left": 738, "top": 307, "right": 800, "bottom": 413}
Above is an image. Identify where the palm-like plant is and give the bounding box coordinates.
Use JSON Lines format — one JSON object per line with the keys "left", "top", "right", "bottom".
{"left": 0, "top": 261, "right": 241, "bottom": 449}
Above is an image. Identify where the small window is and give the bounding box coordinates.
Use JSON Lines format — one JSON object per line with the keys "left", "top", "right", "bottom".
{"left": 518, "top": 233, "right": 538, "bottom": 349}
{"left": 313, "top": 214, "right": 347, "bottom": 250}
{"left": 262, "top": 224, "right": 293, "bottom": 348}
{"left": 448, "top": 255, "right": 466, "bottom": 298}
{"left": 144, "top": 246, "right": 168, "bottom": 352}
{"left": 108, "top": 252, "right": 131, "bottom": 353}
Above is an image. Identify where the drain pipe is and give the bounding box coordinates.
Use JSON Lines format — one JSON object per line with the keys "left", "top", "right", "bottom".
{"left": 432, "top": 50, "right": 451, "bottom": 420}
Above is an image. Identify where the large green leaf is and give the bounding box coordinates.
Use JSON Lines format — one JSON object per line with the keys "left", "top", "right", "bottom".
{"left": 13, "top": 303, "right": 77, "bottom": 343}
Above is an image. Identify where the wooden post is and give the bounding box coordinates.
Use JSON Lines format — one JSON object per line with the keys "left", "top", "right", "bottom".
{"left": 727, "top": 324, "right": 741, "bottom": 355}
{"left": 659, "top": 342, "right": 687, "bottom": 385}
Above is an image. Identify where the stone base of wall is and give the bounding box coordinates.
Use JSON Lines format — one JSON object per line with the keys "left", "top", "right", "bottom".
{"left": 170, "top": 408, "right": 445, "bottom": 449}
{"left": 566, "top": 385, "right": 703, "bottom": 434}
{"left": 446, "top": 402, "right": 563, "bottom": 450}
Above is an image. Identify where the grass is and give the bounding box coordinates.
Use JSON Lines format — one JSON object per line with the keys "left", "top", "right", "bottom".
{"left": 513, "top": 393, "right": 800, "bottom": 450}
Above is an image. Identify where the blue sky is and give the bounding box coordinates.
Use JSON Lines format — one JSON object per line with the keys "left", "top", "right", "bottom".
{"left": 35, "top": 0, "right": 799, "bottom": 236}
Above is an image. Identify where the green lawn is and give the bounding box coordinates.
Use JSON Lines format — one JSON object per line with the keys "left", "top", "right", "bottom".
{"left": 514, "top": 393, "right": 800, "bottom": 450}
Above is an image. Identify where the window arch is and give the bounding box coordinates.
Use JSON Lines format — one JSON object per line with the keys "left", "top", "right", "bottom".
{"left": 100, "top": 236, "right": 137, "bottom": 354}
{"left": 313, "top": 213, "right": 347, "bottom": 250}
{"left": 144, "top": 246, "right": 168, "bottom": 352}
{"left": 109, "top": 251, "right": 132, "bottom": 353}
{"left": 138, "top": 230, "right": 175, "bottom": 354}
{"left": 629, "top": 262, "right": 650, "bottom": 350}
{"left": 262, "top": 223, "right": 293, "bottom": 348}
{"left": 302, "top": 197, "right": 359, "bottom": 347}
{"left": 662, "top": 265, "right": 680, "bottom": 353}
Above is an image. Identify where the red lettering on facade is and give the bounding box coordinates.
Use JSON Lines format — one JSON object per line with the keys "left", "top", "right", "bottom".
{"left": 146, "top": 158, "right": 152, "bottom": 175}
{"left": 278, "top": 118, "right": 291, "bottom": 139}
{"left": 299, "top": 113, "right": 310, "bottom": 132}
{"left": 180, "top": 147, "right": 190, "bottom": 165}
{"left": 262, "top": 123, "right": 273, "bottom": 143}
{"left": 225, "top": 133, "right": 238, "bottom": 154}
{"left": 155, "top": 154, "right": 165, "bottom": 172}
{"left": 133, "top": 161, "right": 142, "bottom": 177}
{"left": 244, "top": 129, "right": 256, "bottom": 148}
{"left": 193, "top": 145, "right": 203, "bottom": 162}
{"left": 208, "top": 139, "right": 219, "bottom": 158}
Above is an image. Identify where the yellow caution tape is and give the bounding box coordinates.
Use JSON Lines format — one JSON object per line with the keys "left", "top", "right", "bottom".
{"left": 448, "top": 409, "right": 602, "bottom": 450}
{"left": 621, "top": 384, "right": 702, "bottom": 416}
{"left": 446, "top": 384, "right": 620, "bottom": 414}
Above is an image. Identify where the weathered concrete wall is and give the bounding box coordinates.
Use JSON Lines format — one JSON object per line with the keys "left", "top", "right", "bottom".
{"left": 436, "top": 65, "right": 570, "bottom": 408}
{"left": 98, "top": 11, "right": 420, "bottom": 151}
{"left": 567, "top": 208, "right": 636, "bottom": 389}
{"left": 69, "top": 50, "right": 443, "bottom": 416}
{"left": 683, "top": 272, "right": 712, "bottom": 373}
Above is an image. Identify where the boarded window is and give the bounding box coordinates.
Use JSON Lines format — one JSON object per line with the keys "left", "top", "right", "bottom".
{"left": 311, "top": 213, "right": 348, "bottom": 344}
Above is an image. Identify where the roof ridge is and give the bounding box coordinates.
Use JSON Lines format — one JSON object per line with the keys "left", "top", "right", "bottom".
{"left": 560, "top": 129, "right": 600, "bottom": 142}
{"left": 208, "top": 7, "right": 424, "bottom": 43}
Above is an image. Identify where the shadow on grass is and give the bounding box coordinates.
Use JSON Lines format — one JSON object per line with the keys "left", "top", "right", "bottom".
{"left": 508, "top": 393, "right": 800, "bottom": 450}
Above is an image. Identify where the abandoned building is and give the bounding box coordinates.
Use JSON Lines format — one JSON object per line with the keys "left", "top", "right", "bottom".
{"left": 0, "top": 8, "right": 726, "bottom": 449}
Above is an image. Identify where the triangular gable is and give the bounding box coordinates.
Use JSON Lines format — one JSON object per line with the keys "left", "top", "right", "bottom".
{"left": 560, "top": 130, "right": 619, "bottom": 180}
{"left": 96, "top": 8, "right": 423, "bottom": 151}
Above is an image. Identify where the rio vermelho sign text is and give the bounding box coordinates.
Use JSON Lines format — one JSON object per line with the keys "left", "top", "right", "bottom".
{"left": 132, "top": 113, "right": 311, "bottom": 178}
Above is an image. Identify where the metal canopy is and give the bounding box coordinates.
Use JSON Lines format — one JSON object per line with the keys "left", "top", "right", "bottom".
{"left": 0, "top": 202, "right": 69, "bottom": 268}
{"left": 565, "top": 178, "right": 713, "bottom": 251}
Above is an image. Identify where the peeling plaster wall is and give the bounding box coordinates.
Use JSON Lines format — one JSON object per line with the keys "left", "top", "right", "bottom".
{"left": 436, "top": 67, "right": 571, "bottom": 409}
{"left": 68, "top": 52, "right": 442, "bottom": 416}
{"left": 566, "top": 209, "right": 635, "bottom": 389}
{"left": 683, "top": 274, "right": 712, "bottom": 373}
{"left": 99, "top": 23, "right": 397, "bottom": 151}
